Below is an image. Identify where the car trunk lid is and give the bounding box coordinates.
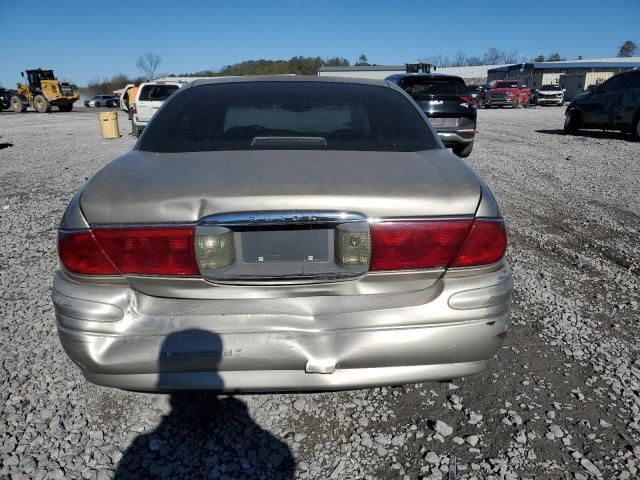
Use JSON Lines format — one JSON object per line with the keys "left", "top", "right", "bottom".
{"left": 81, "top": 149, "right": 481, "bottom": 223}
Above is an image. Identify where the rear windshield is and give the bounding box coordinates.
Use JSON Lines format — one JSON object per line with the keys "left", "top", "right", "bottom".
{"left": 494, "top": 81, "right": 520, "bottom": 89}
{"left": 139, "top": 84, "right": 179, "bottom": 102}
{"left": 138, "top": 82, "right": 439, "bottom": 153}
{"left": 541, "top": 84, "right": 561, "bottom": 90}
{"left": 399, "top": 77, "right": 468, "bottom": 97}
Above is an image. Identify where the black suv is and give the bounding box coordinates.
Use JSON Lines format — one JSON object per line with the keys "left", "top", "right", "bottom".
{"left": 468, "top": 83, "right": 492, "bottom": 108}
{"left": 564, "top": 69, "right": 640, "bottom": 139}
{"left": 387, "top": 73, "right": 477, "bottom": 157}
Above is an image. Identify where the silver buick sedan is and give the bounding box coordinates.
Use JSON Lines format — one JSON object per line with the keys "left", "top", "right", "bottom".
{"left": 54, "top": 76, "right": 512, "bottom": 392}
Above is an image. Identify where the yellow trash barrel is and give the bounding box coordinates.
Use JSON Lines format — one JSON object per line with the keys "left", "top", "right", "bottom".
{"left": 98, "top": 112, "right": 120, "bottom": 139}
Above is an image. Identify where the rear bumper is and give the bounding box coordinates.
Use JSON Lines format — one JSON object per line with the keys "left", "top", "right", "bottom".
{"left": 486, "top": 99, "right": 517, "bottom": 106}
{"left": 132, "top": 117, "right": 149, "bottom": 128}
{"left": 437, "top": 131, "right": 475, "bottom": 146}
{"left": 537, "top": 98, "right": 564, "bottom": 104}
{"left": 53, "top": 263, "right": 512, "bottom": 392}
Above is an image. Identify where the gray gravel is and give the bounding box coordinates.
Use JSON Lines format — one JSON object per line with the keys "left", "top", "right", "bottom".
{"left": 1, "top": 105, "right": 639, "bottom": 479}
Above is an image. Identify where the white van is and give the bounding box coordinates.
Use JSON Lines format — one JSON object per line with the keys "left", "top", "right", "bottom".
{"left": 131, "top": 81, "right": 184, "bottom": 134}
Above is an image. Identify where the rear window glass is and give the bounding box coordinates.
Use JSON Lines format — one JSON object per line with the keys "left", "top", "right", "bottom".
{"left": 139, "top": 84, "right": 179, "bottom": 101}
{"left": 622, "top": 72, "right": 640, "bottom": 89}
{"left": 399, "top": 77, "right": 468, "bottom": 97}
{"left": 138, "top": 82, "right": 438, "bottom": 153}
{"left": 493, "top": 82, "right": 520, "bottom": 88}
{"left": 495, "top": 81, "right": 520, "bottom": 89}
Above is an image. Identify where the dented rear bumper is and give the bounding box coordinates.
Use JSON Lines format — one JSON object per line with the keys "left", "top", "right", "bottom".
{"left": 53, "top": 264, "right": 512, "bottom": 392}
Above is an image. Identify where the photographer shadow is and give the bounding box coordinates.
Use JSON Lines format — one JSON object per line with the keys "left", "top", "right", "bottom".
{"left": 115, "top": 329, "right": 295, "bottom": 479}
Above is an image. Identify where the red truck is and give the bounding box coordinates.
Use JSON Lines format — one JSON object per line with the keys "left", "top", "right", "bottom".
{"left": 484, "top": 80, "right": 532, "bottom": 108}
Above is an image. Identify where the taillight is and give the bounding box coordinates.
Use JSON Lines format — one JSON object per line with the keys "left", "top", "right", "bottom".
{"left": 450, "top": 219, "right": 507, "bottom": 268}
{"left": 195, "top": 227, "right": 236, "bottom": 270}
{"left": 370, "top": 218, "right": 506, "bottom": 271}
{"left": 370, "top": 220, "right": 472, "bottom": 271}
{"left": 58, "top": 227, "right": 198, "bottom": 276}
{"left": 459, "top": 95, "right": 477, "bottom": 106}
{"left": 58, "top": 230, "right": 119, "bottom": 275}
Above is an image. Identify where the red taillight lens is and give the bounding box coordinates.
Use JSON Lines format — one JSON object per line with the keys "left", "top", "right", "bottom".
{"left": 93, "top": 227, "right": 198, "bottom": 276}
{"left": 370, "top": 220, "right": 473, "bottom": 271}
{"left": 459, "top": 95, "right": 477, "bottom": 105}
{"left": 58, "top": 230, "right": 119, "bottom": 275}
{"left": 451, "top": 219, "right": 507, "bottom": 268}
{"left": 58, "top": 227, "right": 199, "bottom": 276}
{"left": 370, "top": 218, "right": 507, "bottom": 271}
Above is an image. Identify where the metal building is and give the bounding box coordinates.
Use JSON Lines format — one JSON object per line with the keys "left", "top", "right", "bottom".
{"left": 317, "top": 64, "right": 504, "bottom": 84}
{"left": 487, "top": 58, "right": 640, "bottom": 89}
{"left": 318, "top": 57, "right": 640, "bottom": 90}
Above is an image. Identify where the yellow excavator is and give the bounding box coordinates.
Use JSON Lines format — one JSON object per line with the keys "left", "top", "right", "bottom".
{"left": 10, "top": 68, "right": 79, "bottom": 113}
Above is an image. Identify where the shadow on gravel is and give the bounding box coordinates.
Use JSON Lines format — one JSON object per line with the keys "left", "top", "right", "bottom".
{"left": 536, "top": 128, "right": 637, "bottom": 141}
{"left": 0, "top": 142, "right": 13, "bottom": 149}
{"left": 115, "top": 329, "right": 295, "bottom": 479}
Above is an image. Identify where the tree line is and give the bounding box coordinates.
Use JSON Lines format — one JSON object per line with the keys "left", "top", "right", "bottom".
{"left": 83, "top": 40, "right": 638, "bottom": 94}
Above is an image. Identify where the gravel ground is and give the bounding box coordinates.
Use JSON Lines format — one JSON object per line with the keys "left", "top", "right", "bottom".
{"left": 1, "top": 106, "right": 639, "bottom": 479}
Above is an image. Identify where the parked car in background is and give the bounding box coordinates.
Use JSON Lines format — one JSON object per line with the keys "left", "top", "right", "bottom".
{"left": 387, "top": 73, "right": 477, "bottom": 157}
{"left": 564, "top": 69, "right": 640, "bottom": 139}
{"left": 467, "top": 83, "right": 491, "bottom": 108}
{"left": 131, "top": 81, "right": 183, "bottom": 135}
{"left": 119, "top": 83, "right": 136, "bottom": 112}
{"left": 53, "top": 76, "right": 512, "bottom": 392}
{"left": 484, "top": 80, "right": 532, "bottom": 108}
{"left": 0, "top": 88, "right": 17, "bottom": 110}
{"left": 84, "top": 95, "right": 118, "bottom": 108}
{"left": 536, "top": 84, "right": 565, "bottom": 106}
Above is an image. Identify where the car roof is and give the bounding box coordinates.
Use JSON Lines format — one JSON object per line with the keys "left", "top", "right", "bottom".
{"left": 189, "top": 75, "right": 391, "bottom": 88}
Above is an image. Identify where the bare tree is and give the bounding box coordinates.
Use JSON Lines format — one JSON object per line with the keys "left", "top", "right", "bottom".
{"left": 136, "top": 53, "right": 162, "bottom": 80}
{"left": 453, "top": 51, "right": 467, "bottom": 67}
{"left": 483, "top": 48, "right": 503, "bottom": 65}
{"left": 503, "top": 50, "right": 520, "bottom": 64}
{"left": 421, "top": 54, "right": 444, "bottom": 68}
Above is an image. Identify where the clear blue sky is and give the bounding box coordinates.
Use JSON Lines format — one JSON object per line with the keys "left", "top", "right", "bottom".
{"left": 1, "top": 0, "right": 638, "bottom": 87}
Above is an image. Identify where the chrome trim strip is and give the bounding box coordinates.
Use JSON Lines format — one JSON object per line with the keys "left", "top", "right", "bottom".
{"left": 87, "top": 214, "right": 497, "bottom": 229}
{"left": 199, "top": 210, "right": 367, "bottom": 227}
{"left": 87, "top": 223, "right": 196, "bottom": 228}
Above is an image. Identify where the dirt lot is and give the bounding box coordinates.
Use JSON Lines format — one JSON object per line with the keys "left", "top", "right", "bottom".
{"left": 1, "top": 105, "right": 639, "bottom": 479}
